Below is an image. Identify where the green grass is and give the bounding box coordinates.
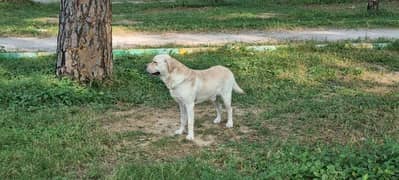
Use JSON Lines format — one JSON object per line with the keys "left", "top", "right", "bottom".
{"left": 1, "top": 43, "right": 398, "bottom": 178}
{"left": 1, "top": 0, "right": 399, "bottom": 37}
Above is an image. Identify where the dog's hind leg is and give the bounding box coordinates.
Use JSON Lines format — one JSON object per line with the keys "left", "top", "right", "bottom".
{"left": 211, "top": 97, "right": 222, "bottom": 124}
{"left": 221, "top": 91, "right": 233, "bottom": 128}
{"left": 175, "top": 102, "right": 187, "bottom": 135}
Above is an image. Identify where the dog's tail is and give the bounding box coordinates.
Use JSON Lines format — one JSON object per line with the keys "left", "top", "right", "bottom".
{"left": 233, "top": 80, "right": 245, "bottom": 94}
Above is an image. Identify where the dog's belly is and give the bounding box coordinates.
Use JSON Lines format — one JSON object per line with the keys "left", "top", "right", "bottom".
{"left": 168, "top": 77, "right": 225, "bottom": 104}
{"left": 170, "top": 90, "right": 215, "bottom": 104}
{"left": 194, "top": 89, "right": 219, "bottom": 104}
{"left": 194, "top": 94, "right": 213, "bottom": 104}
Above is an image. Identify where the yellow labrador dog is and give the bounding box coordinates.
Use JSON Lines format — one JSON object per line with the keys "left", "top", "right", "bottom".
{"left": 146, "top": 54, "right": 244, "bottom": 140}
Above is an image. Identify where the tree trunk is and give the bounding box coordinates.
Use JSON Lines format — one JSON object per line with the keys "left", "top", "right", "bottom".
{"left": 367, "top": 0, "right": 379, "bottom": 11}
{"left": 56, "top": 0, "right": 112, "bottom": 82}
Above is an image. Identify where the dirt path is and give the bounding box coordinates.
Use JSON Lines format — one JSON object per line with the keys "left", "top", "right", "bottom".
{"left": 1, "top": 29, "right": 398, "bottom": 52}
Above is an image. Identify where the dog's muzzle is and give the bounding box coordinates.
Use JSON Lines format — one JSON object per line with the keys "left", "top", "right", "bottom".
{"left": 151, "top": 72, "right": 160, "bottom": 76}
{"left": 146, "top": 64, "right": 161, "bottom": 76}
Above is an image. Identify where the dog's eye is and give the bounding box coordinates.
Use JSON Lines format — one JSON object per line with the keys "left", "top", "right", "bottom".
{"left": 153, "top": 61, "right": 157, "bottom": 64}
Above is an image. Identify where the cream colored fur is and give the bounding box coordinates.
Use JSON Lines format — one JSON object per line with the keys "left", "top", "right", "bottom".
{"left": 146, "top": 54, "right": 244, "bottom": 140}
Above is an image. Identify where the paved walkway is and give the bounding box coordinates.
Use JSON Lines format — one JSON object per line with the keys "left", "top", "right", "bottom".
{"left": 1, "top": 29, "right": 399, "bottom": 52}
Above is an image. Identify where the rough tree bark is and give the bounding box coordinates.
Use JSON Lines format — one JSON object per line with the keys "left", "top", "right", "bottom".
{"left": 56, "top": 0, "right": 112, "bottom": 82}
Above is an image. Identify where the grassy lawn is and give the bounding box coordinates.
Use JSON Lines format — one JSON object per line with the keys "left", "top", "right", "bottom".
{"left": 1, "top": 0, "right": 399, "bottom": 37}
{"left": 1, "top": 42, "right": 398, "bottom": 178}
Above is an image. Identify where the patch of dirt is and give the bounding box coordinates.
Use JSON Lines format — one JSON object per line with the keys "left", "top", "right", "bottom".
{"left": 329, "top": 59, "right": 399, "bottom": 95}
{"left": 33, "top": 17, "right": 59, "bottom": 24}
{"left": 112, "top": 27, "right": 141, "bottom": 36}
{"left": 104, "top": 106, "right": 179, "bottom": 136}
{"left": 143, "top": 6, "right": 211, "bottom": 14}
{"left": 303, "top": 3, "right": 358, "bottom": 11}
{"left": 112, "top": 0, "right": 175, "bottom": 4}
{"left": 103, "top": 104, "right": 258, "bottom": 147}
{"left": 192, "top": 135, "right": 215, "bottom": 146}
{"left": 256, "top": 12, "right": 280, "bottom": 19}
{"left": 277, "top": 63, "right": 313, "bottom": 85}
{"left": 101, "top": 104, "right": 262, "bottom": 166}
{"left": 360, "top": 71, "right": 399, "bottom": 85}
{"left": 263, "top": 113, "right": 298, "bottom": 141}
{"left": 331, "top": 59, "right": 399, "bottom": 86}
{"left": 263, "top": 113, "right": 378, "bottom": 145}
{"left": 362, "top": 85, "right": 397, "bottom": 95}
{"left": 302, "top": 122, "right": 367, "bottom": 145}
{"left": 113, "top": 20, "right": 143, "bottom": 25}
{"left": 212, "top": 12, "right": 282, "bottom": 21}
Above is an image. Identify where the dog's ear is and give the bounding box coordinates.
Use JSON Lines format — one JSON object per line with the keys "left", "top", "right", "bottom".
{"left": 165, "top": 56, "right": 176, "bottom": 73}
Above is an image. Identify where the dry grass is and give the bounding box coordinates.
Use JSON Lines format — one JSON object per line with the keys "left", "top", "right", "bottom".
{"left": 101, "top": 104, "right": 261, "bottom": 162}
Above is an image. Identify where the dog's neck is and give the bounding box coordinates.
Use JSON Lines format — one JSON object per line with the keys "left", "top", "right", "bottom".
{"left": 161, "top": 60, "right": 192, "bottom": 90}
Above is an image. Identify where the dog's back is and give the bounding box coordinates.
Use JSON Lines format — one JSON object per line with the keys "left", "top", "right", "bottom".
{"left": 191, "top": 66, "right": 243, "bottom": 103}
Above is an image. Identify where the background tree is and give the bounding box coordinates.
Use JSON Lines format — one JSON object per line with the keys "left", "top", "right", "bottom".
{"left": 56, "top": 0, "right": 112, "bottom": 82}
{"left": 367, "top": 0, "right": 379, "bottom": 11}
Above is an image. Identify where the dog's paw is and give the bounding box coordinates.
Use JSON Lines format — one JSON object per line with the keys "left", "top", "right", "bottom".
{"left": 174, "top": 128, "right": 184, "bottom": 135}
{"left": 185, "top": 134, "right": 194, "bottom": 141}
{"left": 213, "top": 117, "right": 221, "bottom": 124}
{"left": 226, "top": 122, "right": 233, "bottom": 128}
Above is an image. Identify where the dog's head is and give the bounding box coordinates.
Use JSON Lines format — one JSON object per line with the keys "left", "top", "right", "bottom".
{"left": 146, "top": 54, "right": 170, "bottom": 76}
{"left": 146, "top": 54, "right": 180, "bottom": 77}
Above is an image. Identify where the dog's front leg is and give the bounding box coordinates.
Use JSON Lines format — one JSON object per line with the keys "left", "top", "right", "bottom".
{"left": 185, "top": 103, "right": 195, "bottom": 140}
{"left": 175, "top": 102, "right": 187, "bottom": 135}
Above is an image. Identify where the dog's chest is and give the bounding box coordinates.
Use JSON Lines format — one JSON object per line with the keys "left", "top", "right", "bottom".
{"left": 169, "top": 90, "right": 184, "bottom": 101}
{"left": 169, "top": 84, "right": 193, "bottom": 102}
